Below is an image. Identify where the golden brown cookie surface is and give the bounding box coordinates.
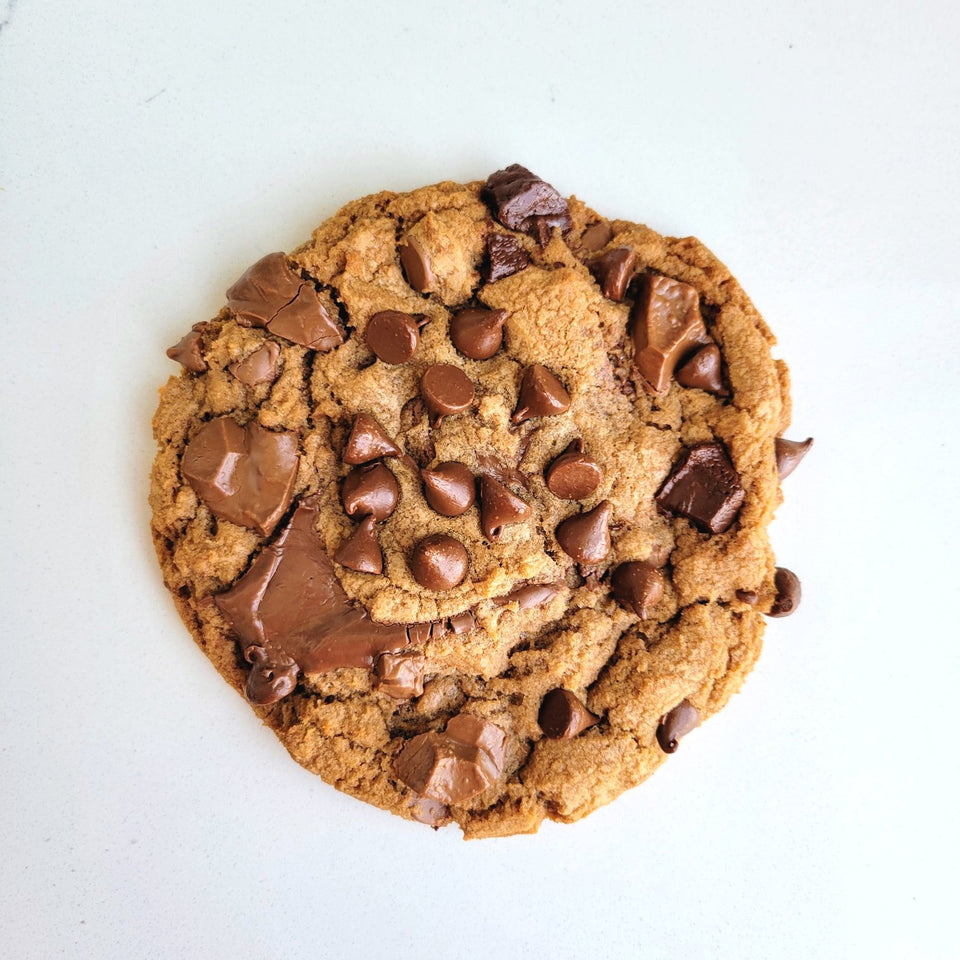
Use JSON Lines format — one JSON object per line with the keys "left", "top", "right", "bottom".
{"left": 150, "top": 166, "right": 805, "bottom": 838}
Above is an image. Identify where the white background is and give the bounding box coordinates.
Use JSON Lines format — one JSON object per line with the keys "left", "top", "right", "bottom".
{"left": 2, "top": 1, "right": 958, "bottom": 957}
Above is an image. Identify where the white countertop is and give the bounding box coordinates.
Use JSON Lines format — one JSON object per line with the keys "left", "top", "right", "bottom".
{"left": 2, "top": 1, "right": 958, "bottom": 957}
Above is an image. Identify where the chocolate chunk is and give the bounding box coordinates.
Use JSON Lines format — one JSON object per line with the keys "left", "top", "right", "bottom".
{"left": 482, "top": 164, "right": 572, "bottom": 243}
{"left": 408, "top": 795, "right": 450, "bottom": 826}
{"left": 420, "top": 364, "right": 475, "bottom": 420}
{"left": 333, "top": 516, "right": 383, "bottom": 574}
{"left": 375, "top": 651, "right": 426, "bottom": 699}
{"left": 588, "top": 247, "right": 637, "bottom": 301}
{"left": 365, "top": 310, "right": 424, "bottom": 365}
{"left": 656, "top": 700, "right": 700, "bottom": 754}
{"left": 483, "top": 233, "right": 530, "bottom": 283}
{"left": 631, "top": 274, "right": 709, "bottom": 395}
{"left": 611, "top": 561, "right": 664, "bottom": 618}
{"left": 538, "top": 689, "right": 598, "bottom": 739}
{"left": 229, "top": 341, "right": 281, "bottom": 386}
{"left": 493, "top": 581, "right": 563, "bottom": 610}
{"left": 579, "top": 221, "right": 614, "bottom": 253}
{"left": 768, "top": 567, "right": 801, "bottom": 617}
{"left": 181, "top": 417, "right": 298, "bottom": 536}
{"left": 421, "top": 462, "right": 476, "bottom": 517}
{"left": 545, "top": 440, "right": 602, "bottom": 500}
{"left": 479, "top": 475, "right": 532, "bottom": 541}
{"left": 394, "top": 713, "right": 507, "bottom": 804}
{"left": 410, "top": 534, "right": 469, "bottom": 591}
{"left": 398, "top": 237, "right": 435, "bottom": 293}
{"left": 342, "top": 413, "right": 402, "bottom": 465}
{"left": 447, "top": 610, "right": 476, "bottom": 634}
{"left": 555, "top": 500, "right": 613, "bottom": 564}
{"left": 449, "top": 306, "right": 507, "bottom": 360}
{"left": 775, "top": 437, "right": 814, "bottom": 480}
{"left": 166, "top": 330, "right": 206, "bottom": 372}
{"left": 675, "top": 343, "right": 728, "bottom": 395}
{"left": 341, "top": 463, "right": 399, "bottom": 521}
{"left": 243, "top": 644, "right": 299, "bottom": 706}
{"left": 226, "top": 253, "right": 344, "bottom": 351}
{"left": 655, "top": 442, "right": 745, "bottom": 535}
{"left": 215, "top": 499, "right": 452, "bottom": 703}
{"left": 511, "top": 364, "right": 572, "bottom": 423}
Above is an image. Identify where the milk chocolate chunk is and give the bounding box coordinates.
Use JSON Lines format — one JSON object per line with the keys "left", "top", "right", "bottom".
{"left": 181, "top": 417, "right": 298, "bottom": 536}
{"left": 421, "top": 462, "right": 476, "bottom": 517}
{"left": 229, "top": 341, "right": 281, "bottom": 386}
{"left": 589, "top": 247, "right": 637, "bottom": 302}
{"left": 611, "top": 561, "right": 665, "bottom": 618}
{"left": 479, "top": 475, "right": 532, "bottom": 541}
{"left": 579, "top": 220, "right": 613, "bottom": 253}
{"left": 656, "top": 700, "right": 700, "bottom": 754}
{"left": 447, "top": 610, "right": 476, "bottom": 634}
{"left": 655, "top": 442, "right": 745, "bottom": 535}
{"left": 494, "top": 581, "right": 563, "bottom": 609}
{"left": 420, "top": 364, "right": 475, "bottom": 420}
{"left": 775, "top": 437, "right": 814, "bottom": 480}
{"left": 394, "top": 713, "right": 507, "bottom": 804}
{"left": 631, "top": 274, "right": 709, "bottom": 395}
{"left": 482, "top": 164, "right": 572, "bottom": 242}
{"left": 166, "top": 330, "right": 206, "bottom": 372}
{"left": 538, "top": 689, "right": 598, "bottom": 739}
{"left": 555, "top": 500, "right": 613, "bottom": 564}
{"left": 268, "top": 285, "right": 344, "bottom": 351}
{"left": 333, "top": 516, "right": 383, "bottom": 574}
{"left": 410, "top": 534, "right": 469, "bottom": 591}
{"left": 449, "top": 306, "right": 507, "bottom": 360}
{"left": 376, "top": 651, "right": 426, "bottom": 699}
{"left": 511, "top": 364, "right": 572, "bottom": 424}
{"left": 545, "top": 440, "right": 602, "bottom": 500}
{"left": 342, "top": 463, "right": 399, "bottom": 521}
{"left": 215, "top": 499, "right": 451, "bottom": 702}
{"left": 483, "top": 233, "right": 530, "bottom": 283}
{"left": 398, "top": 237, "right": 435, "bottom": 293}
{"left": 243, "top": 644, "right": 299, "bottom": 706}
{"left": 365, "top": 310, "right": 423, "bottom": 365}
{"left": 343, "top": 413, "right": 401, "bottom": 465}
{"left": 768, "top": 567, "right": 801, "bottom": 617}
{"left": 675, "top": 343, "right": 728, "bottom": 396}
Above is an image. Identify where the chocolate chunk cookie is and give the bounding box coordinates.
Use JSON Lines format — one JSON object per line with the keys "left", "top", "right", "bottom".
{"left": 150, "top": 165, "right": 809, "bottom": 838}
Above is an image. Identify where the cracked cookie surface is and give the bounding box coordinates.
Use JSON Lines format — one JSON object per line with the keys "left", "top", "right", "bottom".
{"left": 150, "top": 166, "right": 801, "bottom": 838}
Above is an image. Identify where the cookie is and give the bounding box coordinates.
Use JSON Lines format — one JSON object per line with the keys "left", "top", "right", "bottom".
{"left": 150, "top": 165, "right": 810, "bottom": 838}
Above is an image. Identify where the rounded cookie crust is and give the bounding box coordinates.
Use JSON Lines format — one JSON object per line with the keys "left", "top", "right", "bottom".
{"left": 150, "top": 167, "right": 796, "bottom": 839}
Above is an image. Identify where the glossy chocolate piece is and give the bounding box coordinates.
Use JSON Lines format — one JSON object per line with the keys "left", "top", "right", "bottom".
{"left": 376, "top": 651, "right": 426, "bottom": 699}
{"left": 579, "top": 221, "right": 613, "bottom": 252}
{"left": 656, "top": 700, "right": 700, "bottom": 753}
{"left": 483, "top": 233, "right": 530, "bottom": 283}
{"left": 538, "top": 689, "right": 598, "bottom": 739}
{"left": 420, "top": 364, "right": 475, "bottom": 420}
{"left": 341, "top": 463, "right": 399, "bottom": 521}
{"left": 410, "top": 534, "right": 469, "bottom": 591}
{"left": 511, "top": 364, "right": 571, "bottom": 424}
{"left": 482, "top": 164, "right": 572, "bottom": 243}
{"left": 768, "top": 567, "right": 801, "bottom": 617}
{"left": 421, "top": 462, "right": 476, "bottom": 517}
{"left": 555, "top": 500, "right": 613, "bottom": 564}
{"left": 449, "top": 307, "right": 507, "bottom": 360}
{"left": 675, "top": 343, "right": 728, "bottom": 395}
{"left": 493, "top": 581, "right": 563, "bottom": 610}
{"left": 775, "top": 437, "right": 814, "bottom": 480}
{"left": 342, "top": 413, "right": 402, "bottom": 465}
{"left": 545, "top": 440, "right": 602, "bottom": 500}
{"left": 655, "top": 442, "right": 745, "bottom": 535}
{"left": 229, "top": 341, "right": 281, "bottom": 386}
{"left": 611, "top": 561, "right": 664, "bottom": 618}
{"left": 333, "top": 516, "right": 383, "bottom": 574}
{"left": 398, "top": 236, "right": 435, "bottom": 293}
{"left": 365, "top": 310, "right": 424, "bottom": 365}
{"left": 479, "top": 475, "right": 532, "bottom": 541}
{"left": 166, "top": 329, "right": 206, "bottom": 372}
{"left": 588, "top": 247, "right": 637, "bottom": 301}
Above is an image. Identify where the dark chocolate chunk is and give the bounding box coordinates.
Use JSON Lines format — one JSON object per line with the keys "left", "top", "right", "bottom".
{"left": 166, "top": 330, "right": 206, "bottom": 372}
{"left": 341, "top": 463, "right": 399, "bottom": 521}
{"left": 775, "top": 437, "right": 814, "bottom": 480}
{"left": 342, "top": 413, "right": 402, "bottom": 465}
{"left": 655, "top": 442, "right": 745, "bottom": 535}
{"left": 421, "top": 462, "right": 476, "bottom": 517}
{"left": 421, "top": 364, "right": 475, "bottom": 420}
{"left": 365, "top": 310, "right": 424, "bottom": 365}
{"left": 479, "top": 475, "right": 532, "bottom": 541}
{"left": 483, "top": 233, "right": 530, "bottom": 283}
{"left": 398, "top": 237, "right": 435, "bottom": 293}
{"left": 181, "top": 417, "right": 298, "bottom": 537}
{"left": 482, "top": 164, "right": 572, "bottom": 242}
{"left": 538, "top": 689, "right": 598, "bottom": 739}
{"left": 333, "top": 516, "right": 383, "bottom": 574}
{"left": 375, "top": 651, "right": 426, "bottom": 699}
{"left": 675, "top": 343, "right": 728, "bottom": 395}
{"left": 410, "top": 534, "right": 469, "bottom": 591}
{"left": 611, "top": 561, "right": 665, "bottom": 618}
{"left": 588, "top": 247, "right": 637, "bottom": 301}
{"left": 229, "top": 341, "right": 281, "bottom": 386}
{"left": 656, "top": 700, "right": 700, "bottom": 753}
{"left": 545, "top": 440, "right": 602, "bottom": 500}
{"left": 768, "top": 567, "right": 801, "bottom": 617}
{"left": 555, "top": 500, "right": 613, "bottom": 564}
{"left": 449, "top": 307, "right": 507, "bottom": 360}
{"left": 511, "top": 364, "right": 572, "bottom": 423}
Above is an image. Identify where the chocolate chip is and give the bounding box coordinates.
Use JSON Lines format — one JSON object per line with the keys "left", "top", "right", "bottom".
{"left": 655, "top": 442, "right": 745, "bottom": 535}
{"left": 483, "top": 233, "right": 530, "bottom": 283}
{"left": 243, "top": 645, "right": 299, "bottom": 705}
{"left": 333, "top": 516, "right": 383, "bottom": 574}
{"left": 493, "top": 581, "right": 563, "bottom": 610}
{"left": 166, "top": 330, "right": 207, "bottom": 372}
{"left": 631, "top": 274, "right": 709, "bottom": 395}
{"left": 342, "top": 413, "right": 402, "bottom": 465}
{"left": 365, "top": 310, "right": 424, "bottom": 365}
{"left": 341, "top": 463, "right": 399, "bottom": 521}
{"left": 398, "top": 237, "right": 435, "bottom": 293}
{"left": 479, "top": 475, "right": 532, "bottom": 541}
{"left": 611, "top": 561, "right": 665, "bottom": 618}
{"left": 545, "top": 440, "right": 602, "bottom": 500}
{"left": 775, "top": 437, "right": 814, "bottom": 480}
{"left": 656, "top": 700, "right": 700, "bottom": 753}
{"left": 375, "top": 651, "right": 426, "bottom": 699}
{"left": 736, "top": 589, "right": 759, "bottom": 604}
{"left": 578, "top": 221, "right": 613, "bottom": 253}
{"left": 555, "top": 500, "right": 613, "bottom": 564}
{"left": 538, "top": 689, "right": 599, "bottom": 739}
{"left": 229, "top": 341, "right": 281, "bottom": 386}
{"left": 410, "top": 534, "right": 469, "bottom": 591}
{"left": 588, "top": 247, "right": 637, "bottom": 301}
{"left": 394, "top": 713, "right": 507, "bottom": 804}
{"left": 420, "top": 364, "right": 475, "bottom": 420}
{"left": 482, "top": 164, "right": 572, "bottom": 242}
{"left": 511, "top": 364, "right": 572, "bottom": 423}
{"left": 421, "top": 462, "right": 476, "bottom": 517}
{"left": 449, "top": 306, "right": 507, "bottom": 360}
{"left": 768, "top": 567, "right": 801, "bottom": 617}
{"left": 181, "top": 417, "right": 298, "bottom": 537}
{"left": 675, "top": 343, "right": 728, "bottom": 396}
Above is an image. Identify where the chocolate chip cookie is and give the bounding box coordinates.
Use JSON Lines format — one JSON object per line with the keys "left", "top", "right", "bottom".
{"left": 151, "top": 165, "right": 809, "bottom": 838}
